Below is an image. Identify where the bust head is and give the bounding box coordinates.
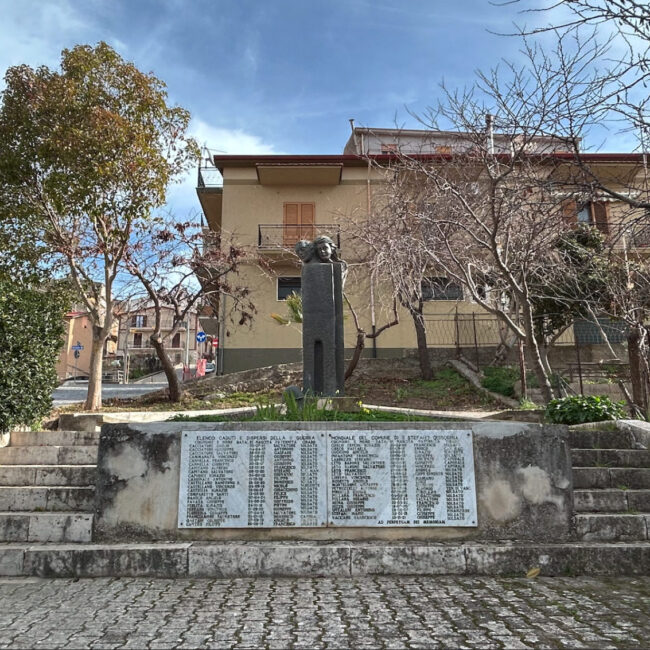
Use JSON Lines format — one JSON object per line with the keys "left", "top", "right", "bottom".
{"left": 313, "top": 235, "right": 337, "bottom": 263}
{"left": 294, "top": 240, "right": 314, "bottom": 263}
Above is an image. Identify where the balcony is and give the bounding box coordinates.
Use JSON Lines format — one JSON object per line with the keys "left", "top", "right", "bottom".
{"left": 258, "top": 224, "right": 341, "bottom": 252}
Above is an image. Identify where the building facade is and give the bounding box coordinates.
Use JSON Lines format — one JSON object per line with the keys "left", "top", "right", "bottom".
{"left": 196, "top": 127, "right": 648, "bottom": 374}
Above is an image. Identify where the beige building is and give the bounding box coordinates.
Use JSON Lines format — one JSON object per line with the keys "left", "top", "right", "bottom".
{"left": 115, "top": 302, "right": 206, "bottom": 377}
{"left": 196, "top": 127, "right": 648, "bottom": 374}
{"left": 57, "top": 309, "right": 118, "bottom": 382}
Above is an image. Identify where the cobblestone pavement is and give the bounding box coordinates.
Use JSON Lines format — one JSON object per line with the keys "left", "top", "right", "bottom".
{"left": 0, "top": 576, "right": 648, "bottom": 649}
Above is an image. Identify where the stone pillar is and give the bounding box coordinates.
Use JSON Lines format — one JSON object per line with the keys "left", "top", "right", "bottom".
{"left": 302, "top": 263, "right": 345, "bottom": 396}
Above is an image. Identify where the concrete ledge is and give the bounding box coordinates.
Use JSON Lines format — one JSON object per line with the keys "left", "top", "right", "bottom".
{"left": 189, "top": 543, "right": 351, "bottom": 578}
{"left": 23, "top": 543, "right": 191, "bottom": 578}
{"left": 0, "top": 541, "right": 647, "bottom": 578}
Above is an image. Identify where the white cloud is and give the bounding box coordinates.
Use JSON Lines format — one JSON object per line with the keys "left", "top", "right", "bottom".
{"left": 189, "top": 117, "right": 282, "bottom": 156}
{"left": 0, "top": 1, "right": 92, "bottom": 87}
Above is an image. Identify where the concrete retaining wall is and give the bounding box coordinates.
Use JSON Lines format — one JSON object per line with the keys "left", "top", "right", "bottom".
{"left": 94, "top": 421, "right": 572, "bottom": 543}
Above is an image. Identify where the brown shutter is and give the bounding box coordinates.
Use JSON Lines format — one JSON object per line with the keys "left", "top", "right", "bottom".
{"left": 561, "top": 200, "right": 577, "bottom": 226}
{"left": 283, "top": 203, "right": 300, "bottom": 246}
{"left": 300, "top": 203, "right": 315, "bottom": 241}
{"left": 592, "top": 202, "right": 609, "bottom": 235}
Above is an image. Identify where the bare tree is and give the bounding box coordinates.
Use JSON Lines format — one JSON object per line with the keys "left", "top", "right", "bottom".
{"left": 123, "top": 221, "right": 256, "bottom": 402}
{"left": 346, "top": 179, "right": 437, "bottom": 380}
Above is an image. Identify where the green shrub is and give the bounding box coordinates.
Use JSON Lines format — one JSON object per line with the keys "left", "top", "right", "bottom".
{"left": 481, "top": 366, "right": 520, "bottom": 397}
{"left": 545, "top": 395, "right": 626, "bottom": 425}
{"left": 0, "top": 280, "right": 66, "bottom": 433}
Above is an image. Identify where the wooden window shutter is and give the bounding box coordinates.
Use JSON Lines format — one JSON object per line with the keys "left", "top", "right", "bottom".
{"left": 300, "top": 203, "right": 315, "bottom": 240}
{"left": 561, "top": 200, "right": 577, "bottom": 225}
{"left": 592, "top": 202, "right": 609, "bottom": 235}
{"left": 283, "top": 203, "right": 300, "bottom": 246}
{"left": 283, "top": 202, "right": 315, "bottom": 246}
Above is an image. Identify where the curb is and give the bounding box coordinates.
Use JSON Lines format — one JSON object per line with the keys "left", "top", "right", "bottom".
{"left": 1, "top": 541, "right": 647, "bottom": 578}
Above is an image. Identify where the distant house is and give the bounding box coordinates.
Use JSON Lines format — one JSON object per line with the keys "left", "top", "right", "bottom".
{"left": 56, "top": 309, "right": 119, "bottom": 382}
{"left": 115, "top": 301, "right": 206, "bottom": 377}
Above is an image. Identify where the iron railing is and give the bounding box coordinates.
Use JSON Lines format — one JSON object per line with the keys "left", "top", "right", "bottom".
{"left": 258, "top": 224, "right": 341, "bottom": 250}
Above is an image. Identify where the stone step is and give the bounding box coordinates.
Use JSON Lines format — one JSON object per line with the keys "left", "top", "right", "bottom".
{"left": 0, "top": 541, "right": 647, "bottom": 578}
{"left": 573, "top": 467, "right": 650, "bottom": 490}
{"left": 568, "top": 429, "right": 639, "bottom": 450}
{"left": 574, "top": 489, "right": 650, "bottom": 513}
{"left": 0, "top": 487, "right": 95, "bottom": 512}
{"left": 575, "top": 514, "right": 649, "bottom": 542}
{"left": 0, "top": 465, "right": 97, "bottom": 487}
{"left": 8, "top": 430, "right": 100, "bottom": 447}
{"left": 571, "top": 448, "right": 650, "bottom": 468}
{"left": 0, "top": 445, "right": 97, "bottom": 466}
{"left": 0, "top": 512, "right": 93, "bottom": 543}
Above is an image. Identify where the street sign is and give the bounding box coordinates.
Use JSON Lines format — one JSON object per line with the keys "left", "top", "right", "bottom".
{"left": 71, "top": 342, "right": 84, "bottom": 351}
{"left": 196, "top": 331, "right": 207, "bottom": 343}
{"left": 212, "top": 337, "right": 219, "bottom": 348}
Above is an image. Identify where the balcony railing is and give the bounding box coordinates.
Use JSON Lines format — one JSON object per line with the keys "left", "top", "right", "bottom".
{"left": 197, "top": 164, "right": 223, "bottom": 189}
{"left": 258, "top": 224, "right": 341, "bottom": 250}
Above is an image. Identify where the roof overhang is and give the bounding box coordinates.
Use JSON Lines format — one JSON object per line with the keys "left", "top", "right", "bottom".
{"left": 256, "top": 163, "right": 343, "bottom": 186}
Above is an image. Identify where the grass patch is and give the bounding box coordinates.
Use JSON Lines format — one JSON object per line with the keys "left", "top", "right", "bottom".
{"left": 481, "top": 366, "right": 519, "bottom": 397}
{"left": 393, "top": 367, "right": 497, "bottom": 409}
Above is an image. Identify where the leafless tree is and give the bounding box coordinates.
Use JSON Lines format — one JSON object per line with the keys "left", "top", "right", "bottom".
{"left": 123, "top": 220, "right": 256, "bottom": 402}
{"left": 346, "top": 180, "right": 437, "bottom": 380}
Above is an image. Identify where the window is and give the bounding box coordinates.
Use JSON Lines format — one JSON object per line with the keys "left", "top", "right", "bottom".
{"left": 422, "top": 277, "right": 463, "bottom": 301}
{"left": 131, "top": 314, "right": 147, "bottom": 328}
{"left": 564, "top": 201, "right": 609, "bottom": 235}
{"left": 283, "top": 203, "right": 315, "bottom": 246}
{"left": 172, "top": 332, "right": 181, "bottom": 348}
{"left": 277, "top": 277, "right": 301, "bottom": 300}
{"left": 133, "top": 332, "right": 143, "bottom": 348}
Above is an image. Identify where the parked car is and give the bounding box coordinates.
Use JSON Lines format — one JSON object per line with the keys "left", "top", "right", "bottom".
{"left": 205, "top": 361, "right": 216, "bottom": 374}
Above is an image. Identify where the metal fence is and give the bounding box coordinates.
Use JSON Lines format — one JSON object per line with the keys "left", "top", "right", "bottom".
{"left": 421, "top": 311, "right": 630, "bottom": 397}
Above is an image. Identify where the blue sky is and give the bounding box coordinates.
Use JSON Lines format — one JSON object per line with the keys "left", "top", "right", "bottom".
{"left": 0, "top": 0, "right": 637, "bottom": 217}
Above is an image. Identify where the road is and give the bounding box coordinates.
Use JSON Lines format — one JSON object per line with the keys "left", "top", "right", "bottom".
{"left": 52, "top": 380, "right": 169, "bottom": 407}
{"left": 0, "top": 576, "right": 647, "bottom": 648}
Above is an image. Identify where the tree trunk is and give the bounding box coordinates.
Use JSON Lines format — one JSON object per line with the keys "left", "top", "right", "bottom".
{"left": 151, "top": 336, "right": 183, "bottom": 402}
{"left": 345, "top": 329, "right": 365, "bottom": 380}
{"left": 520, "top": 305, "right": 554, "bottom": 403}
{"left": 627, "top": 325, "right": 647, "bottom": 413}
{"left": 412, "top": 310, "right": 433, "bottom": 380}
{"left": 84, "top": 329, "right": 105, "bottom": 411}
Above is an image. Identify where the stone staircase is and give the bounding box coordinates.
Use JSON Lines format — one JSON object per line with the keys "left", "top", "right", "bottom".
{"left": 570, "top": 426, "right": 649, "bottom": 542}
{"left": 0, "top": 430, "right": 98, "bottom": 543}
{"left": 0, "top": 421, "right": 648, "bottom": 578}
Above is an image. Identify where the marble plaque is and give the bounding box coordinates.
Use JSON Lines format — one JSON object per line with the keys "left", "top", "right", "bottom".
{"left": 327, "top": 430, "right": 476, "bottom": 527}
{"left": 178, "top": 429, "right": 477, "bottom": 528}
{"left": 178, "top": 431, "right": 328, "bottom": 528}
